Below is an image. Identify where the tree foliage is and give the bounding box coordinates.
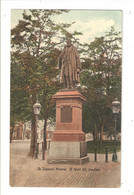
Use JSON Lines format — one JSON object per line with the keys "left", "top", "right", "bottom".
{"left": 79, "top": 27, "right": 121, "bottom": 142}
{"left": 10, "top": 9, "right": 82, "bottom": 155}
{"left": 11, "top": 9, "right": 121, "bottom": 151}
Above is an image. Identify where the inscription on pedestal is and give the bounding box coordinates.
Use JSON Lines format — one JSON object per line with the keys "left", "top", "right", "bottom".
{"left": 61, "top": 106, "right": 72, "bottom": 123}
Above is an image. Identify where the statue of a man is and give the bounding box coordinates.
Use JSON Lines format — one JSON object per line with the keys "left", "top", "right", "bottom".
{"left": 58, "top": 39, "right": 81, "bottom": 88}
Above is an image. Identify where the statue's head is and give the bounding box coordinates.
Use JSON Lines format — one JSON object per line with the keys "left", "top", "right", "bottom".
{"left": 66, "top": 39, "right": 72, "bottom": 47}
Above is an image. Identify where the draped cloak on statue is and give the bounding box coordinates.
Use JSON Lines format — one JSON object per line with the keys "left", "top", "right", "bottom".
{"left": 58, "top": 44, "right": 81, "bottom": 88}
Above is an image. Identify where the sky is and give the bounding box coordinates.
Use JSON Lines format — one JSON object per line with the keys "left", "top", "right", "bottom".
{"left": 11, "top": 9, "right": 122, "bottom": 44}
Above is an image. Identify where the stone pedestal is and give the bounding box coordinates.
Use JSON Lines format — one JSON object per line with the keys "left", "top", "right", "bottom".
{"left": 47, "top": 89, "right": 89, "bottom": 164}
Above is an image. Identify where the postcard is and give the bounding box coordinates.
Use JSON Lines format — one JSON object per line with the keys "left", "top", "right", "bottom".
{"left": 1, "top": 1, "right": 134, "bottom": 195}
{"left": 10, "top": 9, "right": 122, "bottom": 188}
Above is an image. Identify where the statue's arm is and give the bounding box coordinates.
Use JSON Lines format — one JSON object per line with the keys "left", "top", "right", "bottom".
{"left": 58, "top": 49, "right": 65, "bottom": 69}
{"left": 58, "top": 56, "right": 62, "bottom": 69}
{"left": 74, "top": 48, "right": 82, "bottom": 70}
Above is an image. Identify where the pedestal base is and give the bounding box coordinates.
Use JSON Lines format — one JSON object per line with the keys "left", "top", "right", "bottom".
{"left": 47, "top": 141, "right": 89, "bottom": 165}
{"left": 52, "top": 130, "right": 85, "bottom": 142}
{"left": 47, "top": 90, "right": 89, "bottom": 165}
{"left": 47, "top": 156, "right": 89, "bottom": 165}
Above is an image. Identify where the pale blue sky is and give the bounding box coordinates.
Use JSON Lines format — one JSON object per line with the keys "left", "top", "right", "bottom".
{"left": 11, "top": 9, "right": 122, "bottom": 44}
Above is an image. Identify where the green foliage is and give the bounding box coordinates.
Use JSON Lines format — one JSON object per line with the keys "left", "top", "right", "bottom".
{"left": 11, "top": 10, "right": 63, "bottom": 125}
{"left": 11, "top": 9, "right": 83, "bottom": 127}
{"left": 87, "top": 140, "right": 121, "bottom": 154}
{"left": 11, "top": 10, "right": 121, "bottom": 149}
{"left": 11, "top": 9, "right": 80, "bottom": 152}
{"left": 10, "top": 53, "right": 32, "bottom": 126}
{"left": 10, "top": 9, "right": 84, "bottom": 134}
{"left": 79, "top": 27, "right": 121, "bottom": 137}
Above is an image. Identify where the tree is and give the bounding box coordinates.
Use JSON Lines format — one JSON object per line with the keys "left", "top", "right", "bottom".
{"left": 11, "top": 9, "right": 82, "bottom": 156}
{"left": 80, "top": 27, "right": 121, "bottom": 144}
{"left": 10, "top": 53, "right": 32, "bottom": 142}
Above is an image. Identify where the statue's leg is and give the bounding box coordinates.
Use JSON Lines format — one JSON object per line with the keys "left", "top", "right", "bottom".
{"left": 69, "top": 76, "right": 75, "bottom": 89}
{"left": 64, "top": 76, "right": 67, "bottom": 88}
{"left": 72, "top": 82, "right": 75, "bottom": 89}
{"left": 67, "top": 76, "right": 71, "bottom": 89}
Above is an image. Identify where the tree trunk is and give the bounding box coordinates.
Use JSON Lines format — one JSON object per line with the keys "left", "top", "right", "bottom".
{"left": 29, "top": 94, "right": 36, "bottom": 158}
{"left": 10, "top": 126, "right": 14, "bottom": 143}
{"left": 29, "top": 112, "right": 36, "bottom": 158}
{"left": 100, "top": 122, "right": 104, "bottom": 146}
{"left": 17, "top": 127, "right": 19, "bottom": 140}
{"left": 42, "top": 117, "right": 48, "bottom": 160}
{"left": 44, "top": 117, "right": 48, "bottom": 149}
{"left": 94, "top": 123, "right": 98, "bottom": 145}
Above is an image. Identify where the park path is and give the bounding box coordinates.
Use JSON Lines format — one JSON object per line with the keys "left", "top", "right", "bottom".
{"left": 10, "top": 140, "right": 121, "bottom": 187}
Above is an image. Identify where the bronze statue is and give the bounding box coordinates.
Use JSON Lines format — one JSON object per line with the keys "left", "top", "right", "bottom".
{"left": 58, "top": 39, "right": 81, "bottom": 88}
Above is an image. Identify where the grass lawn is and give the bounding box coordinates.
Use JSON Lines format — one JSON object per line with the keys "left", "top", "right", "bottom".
{"left": 87, "top": 140, "right": 121, "bottom": 154}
